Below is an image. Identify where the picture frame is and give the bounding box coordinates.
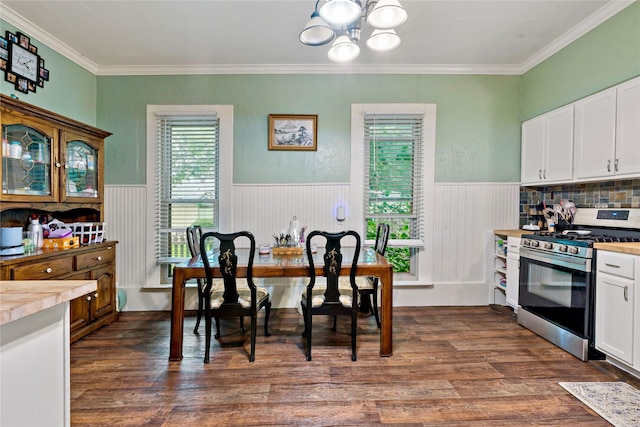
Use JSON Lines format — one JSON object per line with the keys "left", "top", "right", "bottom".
{"left": 268, "top": 114, "right": 317, "bottom": 151}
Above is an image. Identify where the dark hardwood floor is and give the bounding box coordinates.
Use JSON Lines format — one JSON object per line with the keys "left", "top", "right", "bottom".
{"left": 70, "top": 306, "right": 637, "bottom": 426}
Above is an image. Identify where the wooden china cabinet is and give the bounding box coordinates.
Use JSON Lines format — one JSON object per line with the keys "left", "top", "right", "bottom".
{"left": 0, "top": 94, "right": 119, "bottom": 342}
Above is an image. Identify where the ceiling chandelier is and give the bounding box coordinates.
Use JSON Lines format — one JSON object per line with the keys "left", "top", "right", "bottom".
{"left": 299, "top": 0, "right": 408, "bottom": 62}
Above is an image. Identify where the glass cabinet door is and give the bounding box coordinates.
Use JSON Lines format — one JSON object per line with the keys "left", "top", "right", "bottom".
{"left": 65, "top": 140, "right": 98, "bottom": 199}
{"left": 2, "top": 123, "right": 53, "bottom": 197}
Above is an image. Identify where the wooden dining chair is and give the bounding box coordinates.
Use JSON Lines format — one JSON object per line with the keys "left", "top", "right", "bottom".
{"left": 188, "top": 225, "right": 247, "bottom": 336}
{"left": 186, "top": 225, "right": 206, "bottom": 335}
{"left": 301, "top": 230, "right": 361, "bottom": 361}
{"left": 200, "top": 231, "right": 271, "bottom": 363}
{"left": 356, "top": 223, "right": 389, "bottom": 328}
{"left": 337, "top": 222, "right": 389, "bottom": 328}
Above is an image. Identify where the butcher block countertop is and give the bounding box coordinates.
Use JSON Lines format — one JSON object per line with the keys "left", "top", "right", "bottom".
{"left": 594, "top": 242, "right": 640, "bottom": 256}
{"left": 0, "top": 280, "right": 96, "bottom": 325}
{"left": 493, "top": 229, "right": 536, "bottom": 238}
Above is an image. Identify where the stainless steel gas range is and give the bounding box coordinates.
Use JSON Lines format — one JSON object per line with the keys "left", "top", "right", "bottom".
{"left": 517, "top": 208, "right": 640, "bottom": 361}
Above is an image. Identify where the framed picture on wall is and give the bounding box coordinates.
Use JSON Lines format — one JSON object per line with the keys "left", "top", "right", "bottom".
{"left": 268, "top": 114, "right": 318, "bottom": 151}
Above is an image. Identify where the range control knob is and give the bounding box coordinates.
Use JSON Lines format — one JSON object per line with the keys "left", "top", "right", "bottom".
{"left": 568, "top": 246, "right": 579, "bottom": 255}
{"left": 558, "top": 245, "right": 568, "bottom": 252}
{"left": 523, "top": 239, "right": 530, "bottom": 246}
{"left": 531, "top": 240, "right": 540, "bottom": 247}
{"left": 542, "top": 242, "right": 553, "bottom": 250}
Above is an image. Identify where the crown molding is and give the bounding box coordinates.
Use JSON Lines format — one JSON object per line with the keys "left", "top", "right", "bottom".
{"left": 520, "top": 0, "right": 635, "bottom": 73}
{"left": 95, "top": 63, "right": 524, "bottom": 76}
{"left": 1, "top": 1, "right": 635, "bottom": 77}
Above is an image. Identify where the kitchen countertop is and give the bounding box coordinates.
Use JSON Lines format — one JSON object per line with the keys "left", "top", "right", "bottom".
{"left": 0, "top": 280, "right": 96, "bottom": 325}
{"left": 594, "top": 242, "right": 640, "bottom": 256}
{"left": 494, "top": 229, "right": 536, "bottom": 238}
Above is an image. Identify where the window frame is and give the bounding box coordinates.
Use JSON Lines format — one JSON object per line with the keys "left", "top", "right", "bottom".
{"left": 350, "top": 104, "right": 436, "bottom": 286}
{"left": 145, "top": 105, "right": 233, "bottom": 287}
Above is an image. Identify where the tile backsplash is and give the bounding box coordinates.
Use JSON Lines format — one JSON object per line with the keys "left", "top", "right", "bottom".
{"left": 520, "top": 178, "right": 640, "bottom": 226}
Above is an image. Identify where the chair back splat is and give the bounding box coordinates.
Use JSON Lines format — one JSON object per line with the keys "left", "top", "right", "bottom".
{"left": 302, "top": 230, "right": 361, "bottom": 361}
{"left": 200, "top": 231, "right": 271, "bottom": 363}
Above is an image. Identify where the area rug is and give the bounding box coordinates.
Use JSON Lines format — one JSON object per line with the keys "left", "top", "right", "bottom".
{"left": 559, "top": 382, "right": 640, "bottom": 427}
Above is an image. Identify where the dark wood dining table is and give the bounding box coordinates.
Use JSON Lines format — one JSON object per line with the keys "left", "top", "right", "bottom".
{"left": 169, "top": 246, "right": 394, "bottom": 360}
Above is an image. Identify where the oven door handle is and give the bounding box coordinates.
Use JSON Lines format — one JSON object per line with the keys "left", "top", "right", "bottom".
{"left": 520, "top": 247, "right": 590, "bottom": 273}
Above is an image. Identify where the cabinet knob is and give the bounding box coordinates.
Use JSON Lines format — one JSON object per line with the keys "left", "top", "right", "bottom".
{"left": 55, "top": 162, "right": 61, "bottom": 168}
{"left": 86, "top": 296, "right": 92, "bottom": 301}
{"left": 94, "top": 293, "right": 98, "bottom": 299}
{"left": 96, "top": 256, "right": 102, "bottom": 261}
{"left": 45, "top": 267, "right": 53, "bottom": 274}
{"left": 64, "top": 164, "right": 69, "bottom": 169}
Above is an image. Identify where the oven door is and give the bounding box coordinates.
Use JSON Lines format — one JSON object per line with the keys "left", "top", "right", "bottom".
{"left": 519, "top": 247, "right": 592, "bottom": 340}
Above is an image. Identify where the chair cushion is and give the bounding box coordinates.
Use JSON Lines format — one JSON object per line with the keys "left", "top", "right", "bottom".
{"left": 208, "top": 282, "right": 269, "bottom": 309}
{"left": 302, "top": 285, "right": 353, "bottom": 308}
{"left": 338, "top": 276, "right": 374, "bottom": 290}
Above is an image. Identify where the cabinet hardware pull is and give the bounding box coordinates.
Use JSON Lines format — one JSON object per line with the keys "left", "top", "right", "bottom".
{"left": 614, "top": 158, "right": 619, "bottom": 172}
{"left": 96, "top": 256, "right": 102, "bottom": 261}
{"left": 45, "top": 267, "right": 53, "bottom": 273}
{"left": 607, "top": 160, "right": 611, "bottom": 172}
{"left": 538, "top": 169, "right": 542, "bottom": 179}
{"left": 624, "top": 286, "right": 628, "bottom": 302}
{"left": 604, "top": 263, "right": 620, "bottom": 268}
{"left": 543, "top": 169, "right": 546, "bottom": 179}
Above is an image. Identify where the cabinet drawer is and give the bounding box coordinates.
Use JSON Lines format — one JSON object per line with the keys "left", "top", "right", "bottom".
{"left": 597, "top": 251, "right": 635, "bottom": 280}
{"left": 11, "top": 257, "right": 74, "bottom": 280}
{"left": 75, "top": 246, "right": 115, "bottom": 271}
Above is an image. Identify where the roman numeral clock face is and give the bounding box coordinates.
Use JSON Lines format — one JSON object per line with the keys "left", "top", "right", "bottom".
{"left": 1, "top": 31, "right": 50, "bottom": 94}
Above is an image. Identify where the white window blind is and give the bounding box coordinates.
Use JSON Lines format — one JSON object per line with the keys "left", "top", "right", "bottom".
{"left": 156, "top": 114, "right": 219, "bottom": 263}
{"left": 364, "top": 113, "right": 424, "bottom": 246}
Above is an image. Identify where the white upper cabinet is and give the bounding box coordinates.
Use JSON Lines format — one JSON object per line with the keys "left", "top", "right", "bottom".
{"left": 615, "top": 77, "right": 640, "bottom": 177}
{"left": 574, "top": 76, "right": 640, "bottom": 181}
{"left": 521, "top": 104, "right": 574, "bottom": 185}
{"left": 574, "top": 87, "right": 617, "bottom": 180}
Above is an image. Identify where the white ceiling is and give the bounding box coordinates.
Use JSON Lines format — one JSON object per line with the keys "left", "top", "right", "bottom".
{"left": 0, "top": 0, "right": 634, "bottom": 75}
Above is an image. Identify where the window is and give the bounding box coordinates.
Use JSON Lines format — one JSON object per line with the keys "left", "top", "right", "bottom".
{"left": 364, "top": 113, "right": 423, "bottom": 278}
{"left": 146, "top": 105, "right": 233, "bottom": 286}
{"left": 351, "top": 104, "right": 436, "bottom": 285}
{"left": 157, "top": 114, "right": 219, "bottom": 264}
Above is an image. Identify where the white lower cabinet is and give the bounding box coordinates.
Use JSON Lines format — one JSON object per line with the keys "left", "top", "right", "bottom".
{"left": 595, "top": 251, "right": 637, "bottom": 367}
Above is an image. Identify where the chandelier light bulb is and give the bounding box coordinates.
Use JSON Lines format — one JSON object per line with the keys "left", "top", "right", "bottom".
{"left": 366, "top": 29, "right": 401, "bottom": 51}
{"left": 320, "top": 0, "right": 362, "bottom": 27}
{"left": 327, "top": 34, "right": 361, "bottom": 62}
{"left": 367, "top": 0, "right": 408, "bottom": 29}
{"left": 299, "top": 12, "right": 335, "bottom": 46}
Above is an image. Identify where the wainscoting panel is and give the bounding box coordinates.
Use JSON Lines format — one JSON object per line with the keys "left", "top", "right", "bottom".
{"left": 431, "top": 183, "right": 519, "bottom": 285}
{"left": 105, "top": 182, "right": 520, "bottom": 309}
{"left": 231, "top": 184, "right": 353, "bottom": 245}
{"left": 104, "top": 185, "right": 147, "bottom": 289}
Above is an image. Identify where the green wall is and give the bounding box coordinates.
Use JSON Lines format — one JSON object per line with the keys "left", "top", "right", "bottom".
{"left": 0, "top": 21, "right": 97, "bottom": 125}
{"left": 521, "top": 1, "right": 640, "bottom": 120}
{"left": 97, "top": 73, "right": 521, "bottom": 185}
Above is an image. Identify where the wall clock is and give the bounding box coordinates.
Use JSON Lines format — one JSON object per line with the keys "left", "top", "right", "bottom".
{"left": 0, "top": 31, "right": 50, "bottom": 94}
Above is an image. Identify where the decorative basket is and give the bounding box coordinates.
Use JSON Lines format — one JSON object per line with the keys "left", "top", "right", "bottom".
{"left": 70, "top": 222, "right": 106, "bottom": 245}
